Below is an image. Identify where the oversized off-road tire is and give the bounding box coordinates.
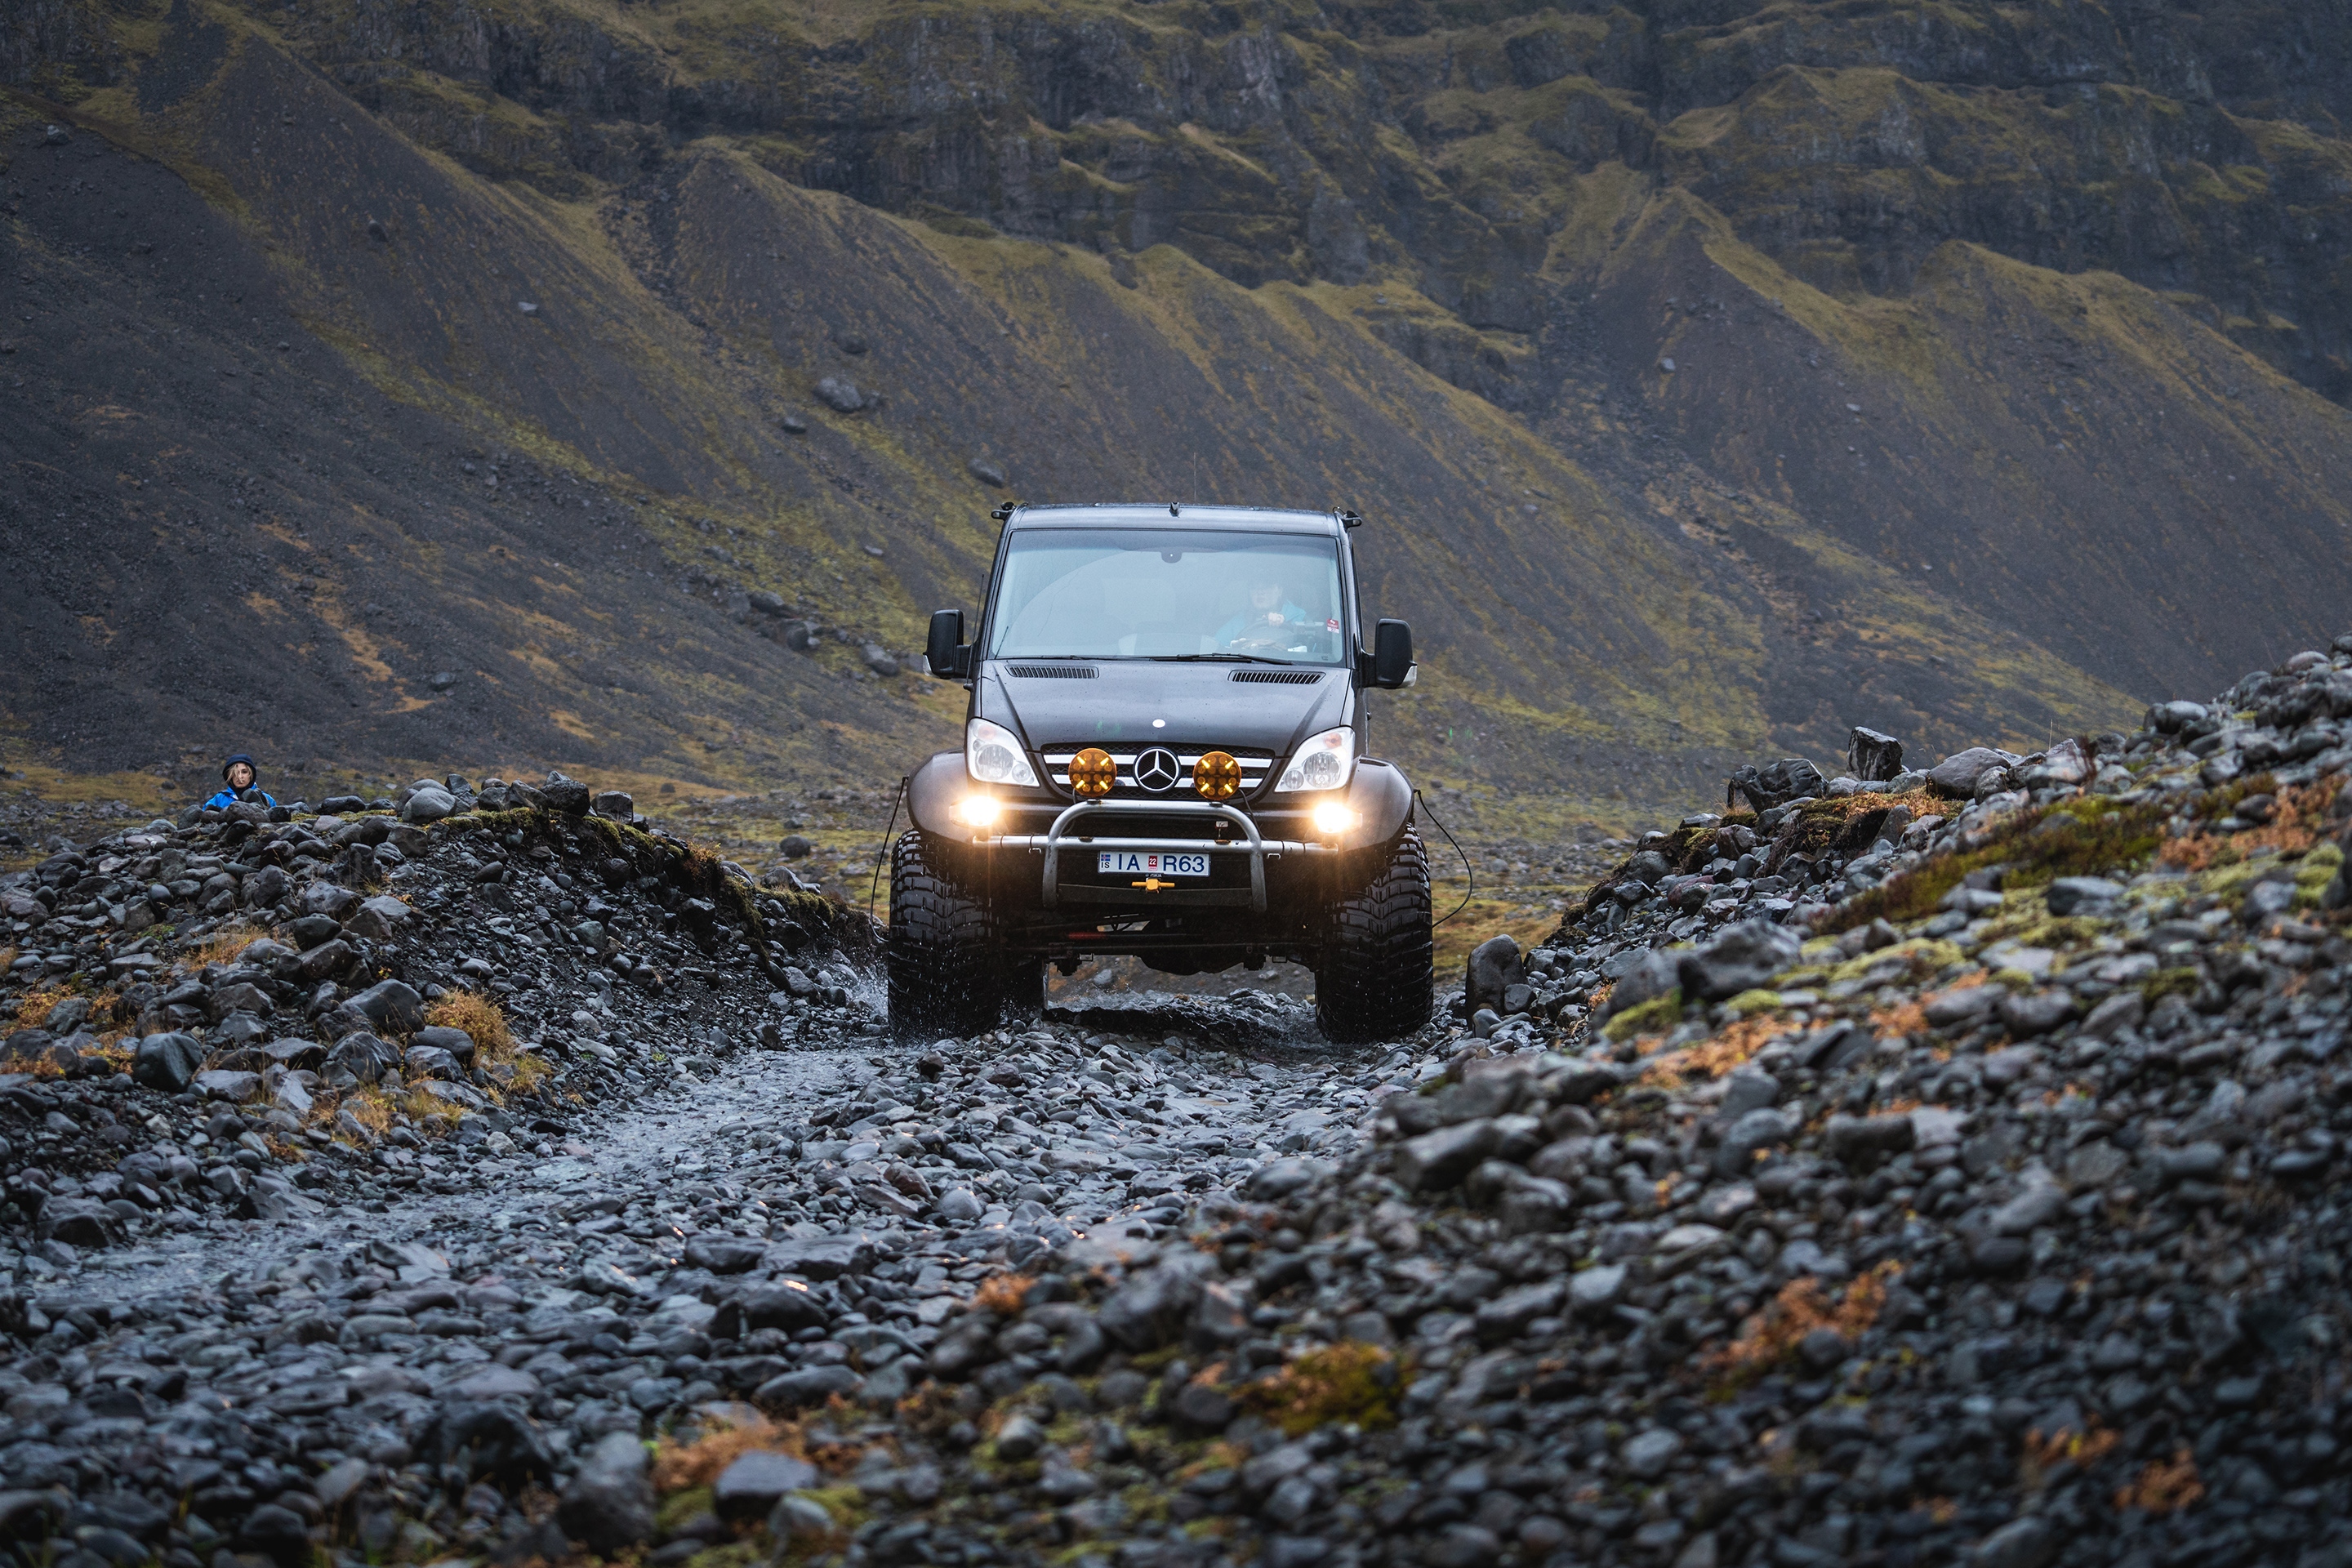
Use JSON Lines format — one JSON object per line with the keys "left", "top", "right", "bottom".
{"left": 886, "top": 831, "right": 1006, "bottom": 1041}
{"left": 1315, "top": 829, "right": 1433, "bottom": 1044}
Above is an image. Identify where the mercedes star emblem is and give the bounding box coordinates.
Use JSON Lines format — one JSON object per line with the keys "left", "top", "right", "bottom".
{"left": 1134, "top": 747, "right": 1181, "bottom": 792}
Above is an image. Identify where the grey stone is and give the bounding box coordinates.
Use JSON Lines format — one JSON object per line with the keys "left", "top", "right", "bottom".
{"left": 1998, "top": 990, "right": 2077, "bottom": 1038}
{"left": 1601, "top": 950, "right": 1681, "bottom": 1019}
{"left": 1620, "top": 1429, "right": 1683, "bottom": 1480}
{"left": 1927, "top": 746, "right": 2011, "bottom": 798}
{"left": 752, "top": 1365, "right": 862, "bottom": 1407}
{"left": 1846, "top": 727, "right": 1904, "bottom": 782}
{"left": 1395, "top": 1119, "right": 1503, "bottom": 1192}
{"left": 557, "top": 1431, "right": 654, "bottom": 1555}
{"left": 2079, "top": 992, "right": 2145, "bottom": 1040}
{"left": 1098, "top": 1254, "right": 1215, "bottom": 1351}
{"left": 403, "top": 1044, "right": 462, "bottom": 1080}
{"left": 815, "top": 376, "right": 866, "bottom": 412}
{"left": 1677, "top": 920, "right": 1802, "bottom": 1000}
{"left": 325, "top": 1031, "right": 399, "bottom": 1086}
{"left": 345, "top": 979, "right": 426, "bottom": 1036}
{"left": 1570, "top": 1263, "right": 1627, "bottom": 1314}
{"left": 2045, "top": 876, "right": 2123, "bottom": 916}
{"left": 540, "top": 773, "right": 592, "bottom": 813}
{"left": 1714, "top": 1106, "right": 1796, "bottom": 1178}
{"left": 346, "top": 894, "right": 415, "bottom": 938}
{"left": 132, "top": 1031, "right": 204, "bottom": 1092}
{"left": 413, "top": 1024, "right": 475, "bottom": 1064}
{"left": 402, "top": 785, "right": 456, "bottom": 823}
{"left": 1248, "top": 1156, "right": 1333, "bottom": 1200}
{"left": 1466, "top": 935, "right": 1523, "bottom": 1014}
{"left": 714, "top": 1450, "right": 819, "bottom": 1522}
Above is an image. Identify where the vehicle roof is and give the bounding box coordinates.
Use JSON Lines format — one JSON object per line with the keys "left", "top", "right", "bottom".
{"left": 1004, "top": 503, "right": 1345, "bottom": 535}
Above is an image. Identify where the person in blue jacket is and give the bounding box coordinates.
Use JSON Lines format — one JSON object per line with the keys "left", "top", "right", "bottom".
{"left": 203, "top": 754, "right": 278, "bottom": 811}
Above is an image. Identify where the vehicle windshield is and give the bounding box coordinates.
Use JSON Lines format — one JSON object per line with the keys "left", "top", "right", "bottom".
{"left": 985, "top": 528, "right": 1348, "bottom": 662}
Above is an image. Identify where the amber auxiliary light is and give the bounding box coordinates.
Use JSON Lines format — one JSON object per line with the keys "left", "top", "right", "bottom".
{"left": 1070, "top": 746, "right": 1117, "bottom": 797}
{"left": 1192, "top": 751, "right": 1241, "bottom": 800}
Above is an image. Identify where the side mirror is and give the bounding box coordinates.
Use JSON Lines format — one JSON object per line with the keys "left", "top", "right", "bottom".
{"left": 1369, "top": 619, "right": 1414, "bottom": 688}
{"left": 925, "top": 609, "right": 971, "bottom": 679}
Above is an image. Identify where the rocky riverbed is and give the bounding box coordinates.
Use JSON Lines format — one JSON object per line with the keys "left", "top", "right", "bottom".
{"left": 7, "top": 635, "right": 2352, "bottom": 1568}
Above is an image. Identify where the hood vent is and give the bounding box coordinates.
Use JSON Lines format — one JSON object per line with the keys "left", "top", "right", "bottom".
{"left": 1009, "top": 664, "right": 1098, "bottom": 679}
{"left": 1230, "top": 669, "right": 1324, "bottom": 685}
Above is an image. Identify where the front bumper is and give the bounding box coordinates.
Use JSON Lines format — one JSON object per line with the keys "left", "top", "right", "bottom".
{"left": 983, "top": 799, "right": 1334, "bottom": 912}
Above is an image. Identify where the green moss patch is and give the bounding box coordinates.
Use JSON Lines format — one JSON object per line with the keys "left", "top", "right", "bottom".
{"left": 1825, "top": 798, "right": 2167, "bottom": 933}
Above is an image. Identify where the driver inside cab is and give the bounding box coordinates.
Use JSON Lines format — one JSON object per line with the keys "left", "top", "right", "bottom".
{"left": 1218, "top": 577, "right": 1309, "bottom": 648}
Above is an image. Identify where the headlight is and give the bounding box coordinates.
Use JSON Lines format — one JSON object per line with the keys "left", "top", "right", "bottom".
{"left": 1274, "top": 727, "right": 1355, "bottom": 793}
{"left": 954, "top": 796, "right": 1002, "bottom": 828}
{"left": 1311, "top": 802, "right": 1361, "bottom": 835}
{"left": 965, "top": 718, "right": 1038, "bottom": 788}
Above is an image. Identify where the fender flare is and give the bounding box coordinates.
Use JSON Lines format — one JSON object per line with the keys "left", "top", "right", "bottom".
{"left": 906, "top": 751, "right": 968, "bottom": 838}
{"left": 1343, "top": 758, "right": 1415, "bottom": 849}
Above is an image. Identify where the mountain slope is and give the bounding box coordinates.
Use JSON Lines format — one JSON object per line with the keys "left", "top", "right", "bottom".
{"left": 5, "top": 0, "right": 2349, "bottom": 825}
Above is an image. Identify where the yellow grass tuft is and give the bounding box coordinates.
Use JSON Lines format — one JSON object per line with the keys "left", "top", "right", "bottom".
{"left": 1707, "top": 1263, "right": 1900, "bottom": 1385}
{"left": 2115, "top": 1448, "right": 2204, "bottom": 1513}
{"left": 1637, "top": 1015, "right": 1786, "bottom": 1087}
{"left": 425, "top": 988, "right": 514, "bottom": 1059}
{"left": 653, "top": 1416, "right": 807, "bottom": 1494}
{"left": 2020, "top": 1419, "right": 2118, "bottom": 1488}
{"left": 182, "top": 924, "right": 261, "bottom": 970}
{"left": 14, "top": 982, "right": 78, "bottom": 1031}
{"left": 972, "top": 1274, "right": 1034, "bottom": 1315}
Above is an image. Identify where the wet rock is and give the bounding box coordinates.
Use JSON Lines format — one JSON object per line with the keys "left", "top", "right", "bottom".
{"left": 1927, "top": 746, "right": 2012, "bottom": 797}
{"left": 1678, "top": 920, "right": 1802, "bottom": 1000}
{"left": 1465, "top": 935, "right": 1524, "bottom": 1014}
{"left": 557, "top": 1431, "right": 654, "bottom": 1556}
{"left": 132, "top": 1030, "right": 204, "bottom": 1091}
{"left": 1846, "top": 727, "right": 1904, "bottom": 782}
{"left": 713, "top": 1450, "right": 819, "bottom": 1522}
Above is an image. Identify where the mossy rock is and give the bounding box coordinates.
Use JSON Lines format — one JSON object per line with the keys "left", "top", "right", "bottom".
{"left": 1605, "top": 989, "right": 1683, "bottom": 1042}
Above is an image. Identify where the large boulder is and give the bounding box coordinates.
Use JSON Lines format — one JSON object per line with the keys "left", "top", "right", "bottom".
{"left": 1845, "top": 727, "right": 1904, "bottom": 782}
{"left": 324, "top": 1031, "right": 399, "bottom": 1086}
{"left": 1464, "top": 935, "right": 1524, "bottom": 1015}
{"left": 1927, "top": 747, "right": 2013, "bottom": 799}
{"left": 1726, "top": 758, "right": 1826, "bottom": 811}
{"left": 1096, "top": 1253, "right": 1218, "bottom": 1352}
{"left": 36, "top": 1197, "right": 123, "bottom": 1249}
{"left": 1598, "top": 949, "right": 1680, "bottom": 1020}
{"left": 412, "top": 1024, "right": 476, "bottom": 1066}
{"left": 345, "top": 895, "right": 414, "bottom": 939}
{"left": 344, "top": 979, "right": 425, "bottom": 1037}
{"left": 1677, "top": 921, "right": 1802, "bottom": 1001}
{"left": 401, "top": 785, "right": 457, "bottom": 824}
{"left": 540, "top": 773, "right": 592, "bottom": 814}
{"left": 132, "top": 1031, "right": 205, "bottom": 1093}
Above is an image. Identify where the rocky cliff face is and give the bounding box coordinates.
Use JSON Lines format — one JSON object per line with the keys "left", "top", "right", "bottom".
{"left": 3, "top": 0, "right": 2349, "bottom": 820}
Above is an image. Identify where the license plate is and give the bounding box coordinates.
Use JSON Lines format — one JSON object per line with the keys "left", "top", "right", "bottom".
{"left": 1098, "top": 851, "right": 1209, "bottom": 877}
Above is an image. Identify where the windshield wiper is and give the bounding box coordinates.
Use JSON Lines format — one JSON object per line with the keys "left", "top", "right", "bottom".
{"left": 1145, "top": 653, "right": 1295, "bottom": 666}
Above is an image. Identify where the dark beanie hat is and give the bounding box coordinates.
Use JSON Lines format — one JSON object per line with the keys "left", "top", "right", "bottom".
{"left": 221, "top": 753, "right": 258, "bottom": 782}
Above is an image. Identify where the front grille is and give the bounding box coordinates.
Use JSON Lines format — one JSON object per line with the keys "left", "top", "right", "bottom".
{"left": 1040, "top": 744, "right": 1276, "bottom": 800}
{"left": 1009, "top": 664, "right": 1098, "bottom": 679}
{"left": 1231, "top": 669, "right": 1324, "bottom": 685}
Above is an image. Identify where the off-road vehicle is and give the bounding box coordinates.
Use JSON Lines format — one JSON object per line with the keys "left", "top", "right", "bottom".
{"left": 889, "top": 502, "right": 1432, "bottom": 1044}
